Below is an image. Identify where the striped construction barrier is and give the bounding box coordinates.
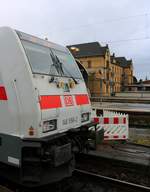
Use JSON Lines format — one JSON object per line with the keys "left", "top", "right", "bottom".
{"left": 92, "top": 110, "right": 129, "bottom": 140}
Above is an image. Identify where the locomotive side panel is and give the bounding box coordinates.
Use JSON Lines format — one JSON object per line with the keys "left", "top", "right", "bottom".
{"left": 0, "top": 27, "right": 40, "bottom": 137}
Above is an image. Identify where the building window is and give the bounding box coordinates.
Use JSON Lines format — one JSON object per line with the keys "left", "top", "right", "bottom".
{"left": 87, "top": 60, "right": 92, "bottom": 68}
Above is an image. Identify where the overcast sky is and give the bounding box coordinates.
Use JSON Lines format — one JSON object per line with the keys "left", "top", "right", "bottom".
{"left": 0, "top": 0, "right": 150, "bottom": 80}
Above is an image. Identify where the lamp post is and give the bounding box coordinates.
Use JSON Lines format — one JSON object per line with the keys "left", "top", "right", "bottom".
{"left": 100, "top": 78, "right": 103, "bottom": 97}
{"left": 98, "top": 68, "right": 105, "bottom": 104}
{"left": 70, "top": 46, "right": 80, "bottom": 53}
{"left": 140, "top": 81, "right": 144, "bottom": 98}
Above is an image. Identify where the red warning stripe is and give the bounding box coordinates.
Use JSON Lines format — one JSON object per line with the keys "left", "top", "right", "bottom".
{"left": 40, "top": 95, "right": 62, "bottom": 110}
{"left": 97, "top": 117, "right": 127, "bottom": 124}
{"left": 0, "top": 86, "right": 8, "bottom": 100}
{"left": 104, "top": 135, "right": 126, "bottom": 140}
{"left": 93, "top": 117, "right": 99, "bottom": 123}
{"left": 113, "top": 117, "right": 119, "bottom": 124}
{"left": 75, "top": 94, "right": 89, "bottom": 105}
{"left": 113, "top": 135, "right": 119, "bottom": 139}
{"left": 104, "top": 117, "right": 109, "bottom": 124}
{"left": 123, "top": 117, "right": 126, "bottom": 124}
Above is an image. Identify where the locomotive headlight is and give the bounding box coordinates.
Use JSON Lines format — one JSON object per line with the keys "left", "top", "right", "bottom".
{"left": 56, "top": 82, "right": 62, "bottom": 88}
{"left": 69, "top": 81, "right": 75, "bottom": 88}
{"left": 43, "top": 119, "right": 57, "bottom": 133}
{"left": 81, "top": 113, "right": 89, "bottom": 122}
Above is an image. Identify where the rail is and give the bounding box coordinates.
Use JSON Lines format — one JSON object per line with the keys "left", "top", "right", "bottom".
{"left": 74, "top": 168, "right": 150, "bottom": 192}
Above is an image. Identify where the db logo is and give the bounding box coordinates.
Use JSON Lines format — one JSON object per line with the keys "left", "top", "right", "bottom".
{"left": 64, "top": 95, "right": 74, "bottom": 106}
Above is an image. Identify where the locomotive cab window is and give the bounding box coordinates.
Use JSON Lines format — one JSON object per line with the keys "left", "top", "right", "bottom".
{"left": 22, "top": 40, "right": 54, "bottom": 75}
{"left": 22, "top": 40, "right": 82, "bottom": 79}
{"left": 51, "top": 48, "right": 82, "bottom": 79}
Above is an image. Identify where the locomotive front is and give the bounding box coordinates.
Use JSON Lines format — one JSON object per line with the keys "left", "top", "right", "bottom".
{"left": 0, "top": 27, "right": 92, "bottom": 186}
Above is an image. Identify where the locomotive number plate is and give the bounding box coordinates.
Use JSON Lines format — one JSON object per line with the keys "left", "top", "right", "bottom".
{"left": 62, "top": 116, "right": 78, "bottom": 125}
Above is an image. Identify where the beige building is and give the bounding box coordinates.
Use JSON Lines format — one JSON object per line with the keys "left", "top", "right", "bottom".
{"left": 110, "top": 54, "right": 123, "bottom": 93}
{"left": 67, "top": 42, "right": 133, "bottom": 96}
{"left": 115, "top": 57, "right": 133, "bottom": 90}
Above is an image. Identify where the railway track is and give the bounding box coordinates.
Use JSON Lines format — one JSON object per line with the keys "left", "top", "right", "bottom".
{"left": 73, "top": 168, "right": 150, "bottom": 192}
{"left": 1, "top": 143, "right": 150, "bottom": 192}
{"left": 75, "top": 143, "right": 150, "bottom": 188}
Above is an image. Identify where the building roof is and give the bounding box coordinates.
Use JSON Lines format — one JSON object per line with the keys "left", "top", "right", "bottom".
{"left": 115, "top": 57, "right": 132, "bottom": 68}
{"left": 127, "top": 60, "right": 133, "bottom": 67}
{"left": 110, "top": 54, "right": 123, "bottom": 67}
{"left": 110, "top": 53, "right": 117, "bottom": 65}
{"left": 142, "top": 80, "right": 150, "bottom": 84}
{"left": 67, "top": 42, "right": 108, "bottom": 58}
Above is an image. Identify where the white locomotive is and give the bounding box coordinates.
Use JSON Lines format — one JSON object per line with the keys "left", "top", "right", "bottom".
{"left": 0, "top": 27, "right": 93, "bottom": 186}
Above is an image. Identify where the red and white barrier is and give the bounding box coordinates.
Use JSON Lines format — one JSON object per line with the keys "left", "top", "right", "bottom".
{"left": 92, "top": 110, "right": 129, "bottom": 140}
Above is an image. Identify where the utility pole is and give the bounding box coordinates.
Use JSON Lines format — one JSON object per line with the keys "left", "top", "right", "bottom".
{"left": 99, "top": 68, "right": 105, "bottom": 104}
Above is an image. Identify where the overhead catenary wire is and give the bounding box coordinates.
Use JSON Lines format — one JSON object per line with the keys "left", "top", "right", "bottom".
{"left": 52, "top": 12, "right": 150, "bottom": 32}
{"left": 100, "top": 36, "right": 150, "bottom": 44}
{"left": 51, "top": 12, "right": 150, "bottom": 45}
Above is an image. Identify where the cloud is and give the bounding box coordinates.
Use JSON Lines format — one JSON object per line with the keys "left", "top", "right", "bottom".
{"left": 0, "top": 0, "right": 149, "bottom": 79}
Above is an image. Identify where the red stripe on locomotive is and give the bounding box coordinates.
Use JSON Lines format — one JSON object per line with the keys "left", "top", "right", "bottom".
{"left": 40, "top": 95, "right": 62, "bottom": 109}
{"left": 75, "top": 94, "right": 89, "bottom": 105}
{"left": 0, "top": 86, "right": 8, "bottom": 100}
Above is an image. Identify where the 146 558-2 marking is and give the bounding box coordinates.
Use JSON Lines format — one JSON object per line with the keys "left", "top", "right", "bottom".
{"left": 63, "top": 117, "right": 78, "bottom": 125}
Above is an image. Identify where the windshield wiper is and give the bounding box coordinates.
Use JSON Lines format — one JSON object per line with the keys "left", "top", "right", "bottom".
{"left": 49, "top": 53, "right": 64, "bottom": 76}
{"left": 61, "top": 61, "right": 78, "bottom": 84}
{"left": 49, "top": 52, "right": 78, "bottom": 84}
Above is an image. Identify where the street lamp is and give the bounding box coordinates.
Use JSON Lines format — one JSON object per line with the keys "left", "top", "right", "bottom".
{"left": 139, "top": 81, "right": 144, "bottom": 98}
{"left": 98, "top": 68, "right": 105, "bottom": 104}
{"left": 70, "top": 46, "right": 80, "bottom": 53}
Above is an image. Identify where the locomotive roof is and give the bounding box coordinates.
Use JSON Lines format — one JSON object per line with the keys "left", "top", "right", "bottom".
{"left": 16, "top": 29, "right": 67, "bottom": 53}
{"left": 0, "top": 27, "right": 67, "bottom": 53}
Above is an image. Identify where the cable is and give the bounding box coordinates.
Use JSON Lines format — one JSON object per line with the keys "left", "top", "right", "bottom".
{"left": 51, "top": 12, "right": 150, "bottom": 32}
{"left": 51, "top": 12, "right": 150, "bottom": 45}
{"left": 100, "top": 36, "right": 150, "bottom": 44}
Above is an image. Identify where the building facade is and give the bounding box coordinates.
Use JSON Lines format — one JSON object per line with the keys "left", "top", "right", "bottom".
{"left": 115, "top": 57, "right": 133, "bottom": 90}
{"left": 110, "top": 54, "right": 123, "bottom": 93}
{"left": 67, "top": 42, "right": 133, "bottom": 96}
